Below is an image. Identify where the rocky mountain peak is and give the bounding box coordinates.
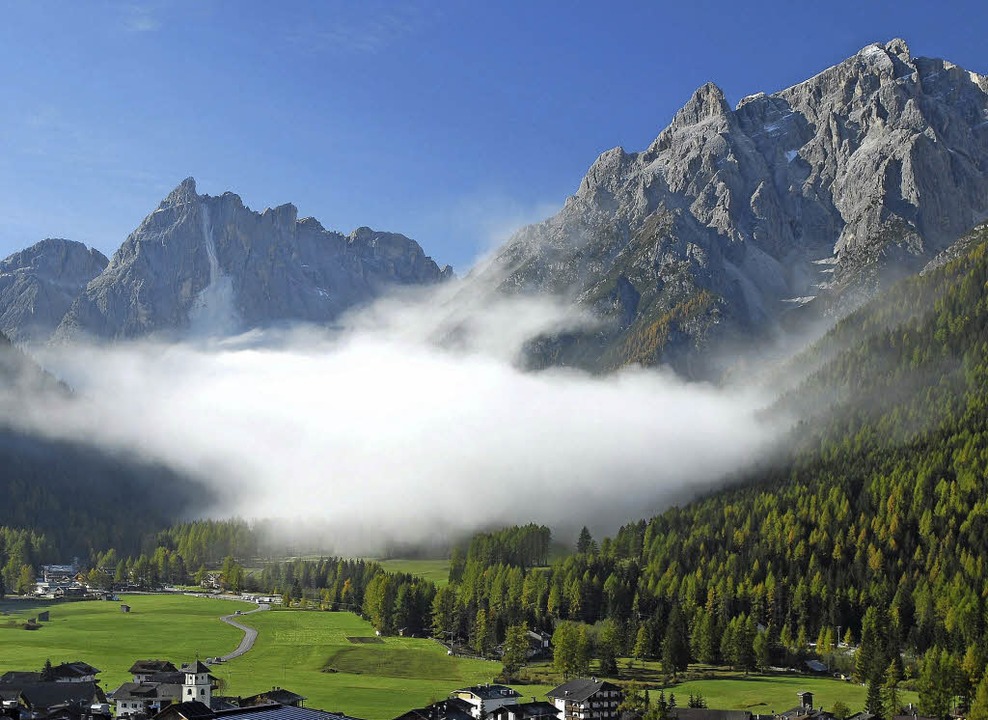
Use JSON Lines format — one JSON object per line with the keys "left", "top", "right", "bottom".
{"left": 161, "top": 176, "right": 199, "bottom": 208}
{"left": 262, "top": 202, "right": 299, "bottom": 224}
{"left": 853, "top": 38, "right": 912, "bottom": 78}
{"left": 0, "top": 238, "right": 109, "bottom": 342}
{"left": 578, "top": 147, "right": 632, "bottom": 197}
{"left": 484, "top": 39, "right": 988, "bottom": 376}
{"left": 671, "top": 81, "right": 731, "bottom": 127}
{"left": 1, "top": 238, "right": 107, "bottom": 280}
{"left": 49, "top": 181, "right": 451, "bottom": 341}
{"left": 882, "top": 37, "right": 911, "bottom": 62}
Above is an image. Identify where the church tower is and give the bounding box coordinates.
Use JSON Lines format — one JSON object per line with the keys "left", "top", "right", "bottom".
{"left": 182, "top": 661, "right": 212, "bottom": 706}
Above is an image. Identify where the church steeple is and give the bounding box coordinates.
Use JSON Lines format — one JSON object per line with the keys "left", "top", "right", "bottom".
{"left": 181, "top": 661, "right": 212, "bottom": 706}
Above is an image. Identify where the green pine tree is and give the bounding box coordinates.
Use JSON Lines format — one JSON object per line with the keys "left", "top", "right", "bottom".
{"left": 866, "top": 672, "right": 884, "bottom": 720}
{"left": 882, "top": 659, "right": 902, "bottom": 717}
{"left": 663, "top": 605, "right": 691, "bottom": 676}
{"left": 969, "top": 671, "right": 988, "bottom": 720}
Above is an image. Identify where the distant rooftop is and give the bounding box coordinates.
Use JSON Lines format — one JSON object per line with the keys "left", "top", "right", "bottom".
{"left": 452, "top": 685, "right": 521, "bottom": 701}
{"left": 546, "top": 678, "right": 621, "bottom": 703}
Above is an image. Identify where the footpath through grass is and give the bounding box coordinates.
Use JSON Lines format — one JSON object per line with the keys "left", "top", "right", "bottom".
{"left": 0, "top": 594, "right": 252, "bottom": 692}
{"left": 219, "top": 609, "right": 552, "bottom": 719}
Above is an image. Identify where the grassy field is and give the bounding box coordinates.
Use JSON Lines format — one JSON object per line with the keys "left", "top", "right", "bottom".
{"left": 220, "top": 608, "right": 553, "bottom": 719}
{"left": 667, "top": 673, "right": 870, "bottom": 713}
{"left": 0, "top": 594, "right": 920, "bottom": 720}
{"left": 372, "top": 559, "right": 451, "bottom": 587}
{"left": 0, "top": 595, "right": 546, "bottom": 718}
{"left": 669, "top": 665, "right": 917, "bottom": 712}
{"left": 0, "top": 595, "right": 252, "bottom": 692}
{"left": 520, "top": 659, "right": 918, "bottom": 715}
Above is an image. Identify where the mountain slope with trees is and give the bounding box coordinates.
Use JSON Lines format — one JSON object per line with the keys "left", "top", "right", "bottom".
{"left": 0, "top": 331, "right": 208, "bottom": 566}
{"left": 424, "top": 226, "right": 988, "bottom": 714}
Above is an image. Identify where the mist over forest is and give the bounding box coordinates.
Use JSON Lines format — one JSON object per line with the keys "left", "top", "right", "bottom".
{"left": 5, "top": 281, "right": 783, "bottom": 554}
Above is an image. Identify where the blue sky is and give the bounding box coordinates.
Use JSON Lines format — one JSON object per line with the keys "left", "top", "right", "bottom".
{"left": 0, "top": 1, "right": 985, "bottom": 271}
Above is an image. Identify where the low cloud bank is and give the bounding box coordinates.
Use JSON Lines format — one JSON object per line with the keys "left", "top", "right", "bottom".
{"left": 12, "top": 287, "right": 782, "bottom": 554}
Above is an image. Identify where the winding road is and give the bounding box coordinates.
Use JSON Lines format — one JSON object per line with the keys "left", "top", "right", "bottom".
{"left": 217, "top": 603, "right": 270, "bottom": 661}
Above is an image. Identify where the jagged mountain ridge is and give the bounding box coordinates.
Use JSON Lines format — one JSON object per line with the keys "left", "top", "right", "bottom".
{"left": 0, "top": 239, "right": 108, "bottom": 342}
{"left": 0, "top": 178, "right": 451, "bottom": 342}
{"left": 483, "top": 39, "right": 988, "bottom": 375}
{"left": 53, "top": 178, "right": 452, "bottom": 340}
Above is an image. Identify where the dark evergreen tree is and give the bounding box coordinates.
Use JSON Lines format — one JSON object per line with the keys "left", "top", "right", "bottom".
{"left": 866, "top": 673, "right": 884, "bottom": 720}
{"left": 502, "top": 624, "right": 529, "bottom": 677}
{"left": 662, "top": 605, "right": 690, "bottom": 675}
{"left": 882, "top": 659, "right": 902, "bottom": 717}
{"left": 576, "top": 527, "right": 595, "bottom": 555}
{"left": 969, "top": 672, "right": 988, "bottom": 720}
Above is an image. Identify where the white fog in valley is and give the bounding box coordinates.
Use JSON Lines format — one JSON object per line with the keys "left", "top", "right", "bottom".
{"left": 14, "top": 284, "right": 782, "bottom": 553}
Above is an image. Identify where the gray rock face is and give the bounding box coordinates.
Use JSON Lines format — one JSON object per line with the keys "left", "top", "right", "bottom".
{"left": 55, "top": 178, "right": 451, "bottom": 340}
{"left": 920, "top": 221, "right": 988, "bottom": 276}
{"left": 482, "top": 40, "right": 988, "bottom": 374}
{"left": 0, "top": 239, "right": 108, "bottom": 342}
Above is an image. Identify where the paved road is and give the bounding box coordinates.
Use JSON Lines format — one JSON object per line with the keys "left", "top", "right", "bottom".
{"left": 217, "top": 603, "right": 270, "bottom": 661}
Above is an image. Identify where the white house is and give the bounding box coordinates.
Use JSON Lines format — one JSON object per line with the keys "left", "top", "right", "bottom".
{"left": 450, "top": 685, "right": 521, "bottom": 719}
{"left": 547, "top": 678, "right": 622, "bottom": 720}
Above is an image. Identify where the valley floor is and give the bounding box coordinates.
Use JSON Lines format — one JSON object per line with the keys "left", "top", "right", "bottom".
{"left": 0, "top": 595, "right": 915, "bottom": 720}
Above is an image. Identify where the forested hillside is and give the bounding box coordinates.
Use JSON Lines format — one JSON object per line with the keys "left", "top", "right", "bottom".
{"left": 0, "top": 331, "right": 207, "bottom": 563}
{"left": 424, "top": 227, "right": 988, "bottom": 712}
{"left": 0, "top": 430, "right": 204, "bottom": 558}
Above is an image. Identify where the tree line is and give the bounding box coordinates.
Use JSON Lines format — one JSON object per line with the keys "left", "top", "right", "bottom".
{"left": 0, "top": 526, "right": 52, "bottom": 596}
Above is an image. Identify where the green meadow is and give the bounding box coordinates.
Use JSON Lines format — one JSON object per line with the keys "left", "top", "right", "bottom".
{"left": 219, "top": 608, "right": 552, "bottom": 719}
{"left": 667, "top": 673, "right": 870, "bottom": 713}
{"left": 0, "top": 595, "right": 251, "bottom": 692}
{"left": 373, "top": 559, "right": 451, "bottom": 587}
{"left": 663, "top": 665, "right": 917, "bottom": 713}
{"left": 519, "top": 660, "right": 917, "bottom": 715}
{"left": 0, "top": 594, "right": 920, "bottom": 720}
{"left": 0, "top": 595, "right": 545, "bottom": 718}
